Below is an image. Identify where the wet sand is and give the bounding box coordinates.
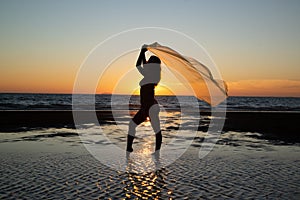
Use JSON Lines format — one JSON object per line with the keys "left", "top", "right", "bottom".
{"left": 0, "top": 127, "right": 299, "bottom": 199}
{"left": 1, "top": 110, "right": 299, "bottom": 143}
{"left": 0, "top": 110, "right": 299, "bottom": 199}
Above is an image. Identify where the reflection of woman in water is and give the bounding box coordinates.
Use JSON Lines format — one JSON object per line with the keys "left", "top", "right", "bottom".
{"left": 127, "top": 45, "right": 162, "bottom": 152}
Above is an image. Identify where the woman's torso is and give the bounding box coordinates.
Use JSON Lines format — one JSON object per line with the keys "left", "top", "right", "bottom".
{"left": 140, "top": 84, "right": 158, "bottom": 107}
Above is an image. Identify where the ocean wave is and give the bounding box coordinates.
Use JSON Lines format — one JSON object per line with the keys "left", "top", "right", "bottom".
{"left": 0, "top": 93, "right": 300, "bottom": 111}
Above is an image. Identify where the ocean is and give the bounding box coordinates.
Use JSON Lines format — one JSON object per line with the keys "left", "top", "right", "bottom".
{"left": 1, "top": 93, "right": 300, "bottom": 111}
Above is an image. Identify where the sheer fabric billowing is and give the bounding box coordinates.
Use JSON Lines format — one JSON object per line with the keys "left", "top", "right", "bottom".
{"left": 147, "top": 42, "right": 228, "bottom": 106}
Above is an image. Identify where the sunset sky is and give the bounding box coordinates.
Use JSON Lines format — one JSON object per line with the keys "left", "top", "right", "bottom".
{"left": 1, "top": 0, "right": 300, "bottom": 97}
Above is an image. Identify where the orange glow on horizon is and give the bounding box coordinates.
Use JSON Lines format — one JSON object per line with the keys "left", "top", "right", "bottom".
{"left": 0, "top": 49, "right": 299, "bottom": 97}
{"left": 1, "top": 78, "right": 300, "bottom": 98}
{"left": 227, "top": 79, "right": 300, "bottom": 97}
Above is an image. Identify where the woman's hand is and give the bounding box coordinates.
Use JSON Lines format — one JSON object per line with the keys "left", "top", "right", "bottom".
{"left": 141, "top": 44, "right": 148, "bottom": 53}
{"left": 136, "top": 44, "right": 147, "bottom": 67}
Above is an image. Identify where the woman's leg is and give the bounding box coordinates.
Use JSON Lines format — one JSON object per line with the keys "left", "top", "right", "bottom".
{"left": 149, "top": 104, "right": 162, "bottom": 151}
{"left": 127, "top": 109, "right": 146, "bottom": 152}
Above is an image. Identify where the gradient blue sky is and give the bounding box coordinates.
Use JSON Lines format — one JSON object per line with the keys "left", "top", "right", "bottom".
{"left": 1, "top": 0, "right": 300, "bottom": 96}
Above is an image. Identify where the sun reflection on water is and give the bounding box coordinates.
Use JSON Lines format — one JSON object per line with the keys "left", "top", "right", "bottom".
{"left": 123, "top": 139, "right": 172, "bottom": 199}
{"left": 142, "top": 117, "right": 151, "bottom": 127}
{"left": 124, "top": 165, "right": 169, "bottom": 199}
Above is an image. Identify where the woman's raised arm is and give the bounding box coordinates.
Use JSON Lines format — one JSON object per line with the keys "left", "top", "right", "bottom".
{"left": 136, "top": 46, "right": 147, "bottom": 75}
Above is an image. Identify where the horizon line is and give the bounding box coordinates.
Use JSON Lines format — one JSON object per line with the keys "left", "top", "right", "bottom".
{"left": 0, "top": 91, "right": 299, "bottom": 98}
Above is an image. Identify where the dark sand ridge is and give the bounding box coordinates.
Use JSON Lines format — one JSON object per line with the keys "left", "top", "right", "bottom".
{"left": 0, "top": 110, "right": 299, "bottom": 143}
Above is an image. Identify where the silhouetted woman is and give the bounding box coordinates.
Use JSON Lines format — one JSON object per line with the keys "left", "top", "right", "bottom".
{"left": 127, "top": 45, "right": 162, "bottom": 152}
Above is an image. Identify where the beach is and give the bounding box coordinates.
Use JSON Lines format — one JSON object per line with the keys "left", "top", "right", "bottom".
{"left": 0, "top": 126, "right": 299, "bottom": 199}
{"left": 0, "top": 109, "right": 300, "bottom": 199}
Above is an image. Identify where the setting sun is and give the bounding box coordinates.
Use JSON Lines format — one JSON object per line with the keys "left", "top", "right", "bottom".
{"left": 131, "top": 85, "right": 176, "bottom": 96}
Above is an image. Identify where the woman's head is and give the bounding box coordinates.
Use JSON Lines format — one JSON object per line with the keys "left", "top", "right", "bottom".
{"left": 147, "top": 56, "right": 161, "bottom": 64}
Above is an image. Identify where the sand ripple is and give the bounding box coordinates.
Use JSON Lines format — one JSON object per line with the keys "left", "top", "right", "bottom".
{"left": 0, "top": 144, "right": 299, "bottom": 199}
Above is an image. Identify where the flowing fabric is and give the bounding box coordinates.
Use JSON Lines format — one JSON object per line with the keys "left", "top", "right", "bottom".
{"left": 146, "top": 42, "right": 228, "bottom": 106}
